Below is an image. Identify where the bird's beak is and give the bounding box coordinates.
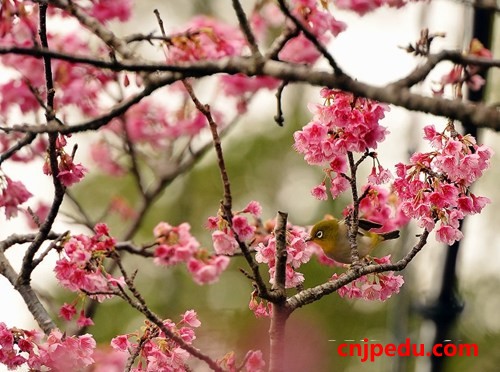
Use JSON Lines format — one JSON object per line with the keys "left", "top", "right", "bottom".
{"left": 305, "top": 236, "right": 312, "bottom": 242}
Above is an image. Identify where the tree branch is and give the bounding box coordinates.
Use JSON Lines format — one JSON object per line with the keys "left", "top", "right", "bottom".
{"left": 286, "top": 229, "right": 430, "bottom": 311}
{"left": 0, "top": 49, "right": 498, "bottom": 130}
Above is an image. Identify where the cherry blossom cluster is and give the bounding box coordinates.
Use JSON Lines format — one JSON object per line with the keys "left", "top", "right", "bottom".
{"left": 294, "top": 88, "right": 390, "bottom": 199}
{"left": 218, "top": 349, "right": 266, "bottom": 372}
{"left": 43, "top": 135, "right": 87, "bottom": 187}
{"left": 434, "top": 39, "right": 493, "bottom": 96}
{"left": 0, "top": 5, "right": 120, "bottom": 120}
{"left": 0, "top": 173, "right": 32, "bottom": 219}
{"left": 330, "top": 0, "right": 423, "bottom": 16}
{"left": 0, "top": 323, "right": 95, "bottom": 371}
{"left": 153, "top": 222, "right": 229, "bottom": 285}
{"left": 343, "top": 185, "right": 410, "bottom": 233}
{"left": 331, "top": 256, "right": 404, "bottom": 301}
{"left": 54, "top": 223, "right": 124, "bottom": 301}
{"left": 394, "top": 124, "right": 492, "bottom": 245}
{"left": 206, "top": 200, "right": 262, "bottom": 255}
{"left": 59, "top": 302, "right": 94, "bottom": 328}
{"left": 110, "top": 310, "right": 201, "bottom": 371}
{"left": 249, "top": 290, "right": 273, "bottom": 318}
{"left": 255, "top": 222, "right": 312, "bottom": 289}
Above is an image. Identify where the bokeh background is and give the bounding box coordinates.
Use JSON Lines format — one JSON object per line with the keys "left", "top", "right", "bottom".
{"left": 1, "top": 1, "right": 499, "bottom": 371}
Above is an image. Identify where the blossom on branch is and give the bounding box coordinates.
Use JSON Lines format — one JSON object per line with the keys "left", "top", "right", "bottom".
{"left": 394, "top": 124, "right": 493, "bottom": 244}
{"left": 110, "top": 310, "right": 201, "bottom": 371}
{"left": 332, "top": 256, "right": 404, "bottom": 301}
{"left": 294, "top": 88, "right": 389, "bottom": 199}
{"left": 54, "top": 223, "right": 122, "bottom": 301}
{"left": 0, "top": 323, "right": 96, "bottom": 371}
{"left": 153, "top": 222, "right": 230, "bottom": 285}
{"left": 0, "top": 175, "right": 32, "bottom": 219}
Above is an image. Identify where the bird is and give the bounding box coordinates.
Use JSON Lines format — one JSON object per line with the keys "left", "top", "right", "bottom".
{"left": 306, "top": 217, "right": 400, "bottom": 264}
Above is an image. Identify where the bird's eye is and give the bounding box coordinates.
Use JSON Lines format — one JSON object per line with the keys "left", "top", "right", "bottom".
{"left": 315, "top": 230, "right": 323, "bottom": 239}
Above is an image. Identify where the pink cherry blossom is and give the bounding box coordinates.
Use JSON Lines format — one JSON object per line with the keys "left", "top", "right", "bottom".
{"left": 181, "top": 310, "right": 201, "bottom": 328}
{"left": 59, "top": 303, "right": 77, "bottom": 321}
{"left": 255, "top": 223, "right": 312, "bottom": 289}
{"left": 249, "top": 291, "right": 272, "bottom": 318}
{"left": 111, "top": 335, "right": 131, "bottom": 352}
{"left": 311, "top": 183, "right": 328, "bottom": 200}
{"left": 232, "top": 215, "right": 256, "bottom": 241}
{"left": 77, "top": 312, "right": 95, "bottom": 328}
{"left": 331, "top": 256, "right": 404, "bottom": 301}
{"left": 187, "top": 255, "right": 230, "bottom": 285}
{"left": 394, "top": 124, "right": 492, "bottom": 244}
{"left": 165, "top": 16, "right": 246, "bottom": 63}
{"left": 242, "top": 200, "right": 263, "bottom": 217}
{"left": 212, "top": 230, "right": 239, "bottom": 255}
{"left": 294, "top": 89, "right": 390, "bottom": 201}
{"left": 329, "top": 175, "right": 350, "bottom": 199}
{"left": 153, "top": 222, "right": 200, "bottom": 266}
{"left": 89, "top": 0, "right": 132, "bottom": 23}
{"left": 0, "top": 176, "right": 32, "bottom": 219}
{"left": 54, "top": 224, "right": 121, "bottom": 301}
{"left": 245, "top": 350, "right": 266, "bottom": 372}
{"left": 110, "top": 311, "right": 201, "bottom": 371}
{"left": 368, "top": 165, "right": 393, "bottom": 185}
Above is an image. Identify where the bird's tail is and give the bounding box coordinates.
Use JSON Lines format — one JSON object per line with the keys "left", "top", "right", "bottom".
{"left": 380, "top": 230, "right": 400, "bottom": 241}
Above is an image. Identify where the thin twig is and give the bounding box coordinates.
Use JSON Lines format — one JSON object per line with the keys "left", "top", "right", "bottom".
{"left": 112, "top": 255, "right": 223, "bottom": 371}
{"left": 231, "top": 0, "right": 262, "bottom": 58}
{"left": 276, "top": 0, "right": 344, "bottom": 74}
{"left": 18, "top": 3, "right": 65, "bottom": 285}
{"left": 274, "top": 81, "right": 288, "bottom": 126}
{"left": 265, "top": 27, "right": 300, "bottom": 61}
{"left": 0, "top": 133, "right": 37, "bottom": 165}
{"left": 182, "top": 80, "right": 273, "bottom": 301}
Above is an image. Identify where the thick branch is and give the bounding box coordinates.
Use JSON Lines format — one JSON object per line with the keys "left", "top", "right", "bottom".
{"left": 286, "top": 230, "right": 430, "bottom": 311}
{"left": 0, "top": 50, "right": 498, "bottom": 130}
{"left": 272, "top": 211, "right": 288, "bottom": 299}
{"left": 0, "top": 250, "right": 56, "bottom": 334}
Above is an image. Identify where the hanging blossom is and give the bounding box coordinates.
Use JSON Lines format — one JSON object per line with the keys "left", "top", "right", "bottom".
{"left": 0, "top": 323, "right": 95, "bottom": 371}
{"left": 58, "top": 302, "right": 94, "bottom": 328}
{"left": 110, "top": 310, "right": 202, "bottom": 371}
{"left": 153, "top": 221, "right": 230, "bottom": 285}
{"left": 54, "top": 223, "right": 124, "bottom": 302}
{"left": 294, "top": 88, "right": 390, "bottom": 199}
{"left": 331, "top": 256, "right": 404, "bottom": 301}
{"left": 433, "top": 39, "right": 493, "bottom": 96}
{"left": 42, "top": 135, "right": 87, "bottom": 187}
{"left": 218, "top": 350, "right": 266, "bottom": 372}
{"left": 328, "top": 0, "right": 425, "bottom": 16}
{"left": 0, "top": 174, "right": 32, "bottom": 219}
{"left": 206, "top": 200, "right": 263, "bottom": 256}
{"left": 248, "top": 290, "right": 273, "bottom": 318}
{"left": 394, "top": 123, "right": 493, "bottom": 245}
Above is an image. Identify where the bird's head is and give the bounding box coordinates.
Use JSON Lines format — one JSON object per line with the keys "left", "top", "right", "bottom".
{"left": 306, "top": 218, "right": 339, "bottom": 252}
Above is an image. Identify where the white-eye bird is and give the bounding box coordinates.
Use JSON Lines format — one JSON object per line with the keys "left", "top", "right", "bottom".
{"left": 306, "top": 217, "right": 400, "bottom": 264}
